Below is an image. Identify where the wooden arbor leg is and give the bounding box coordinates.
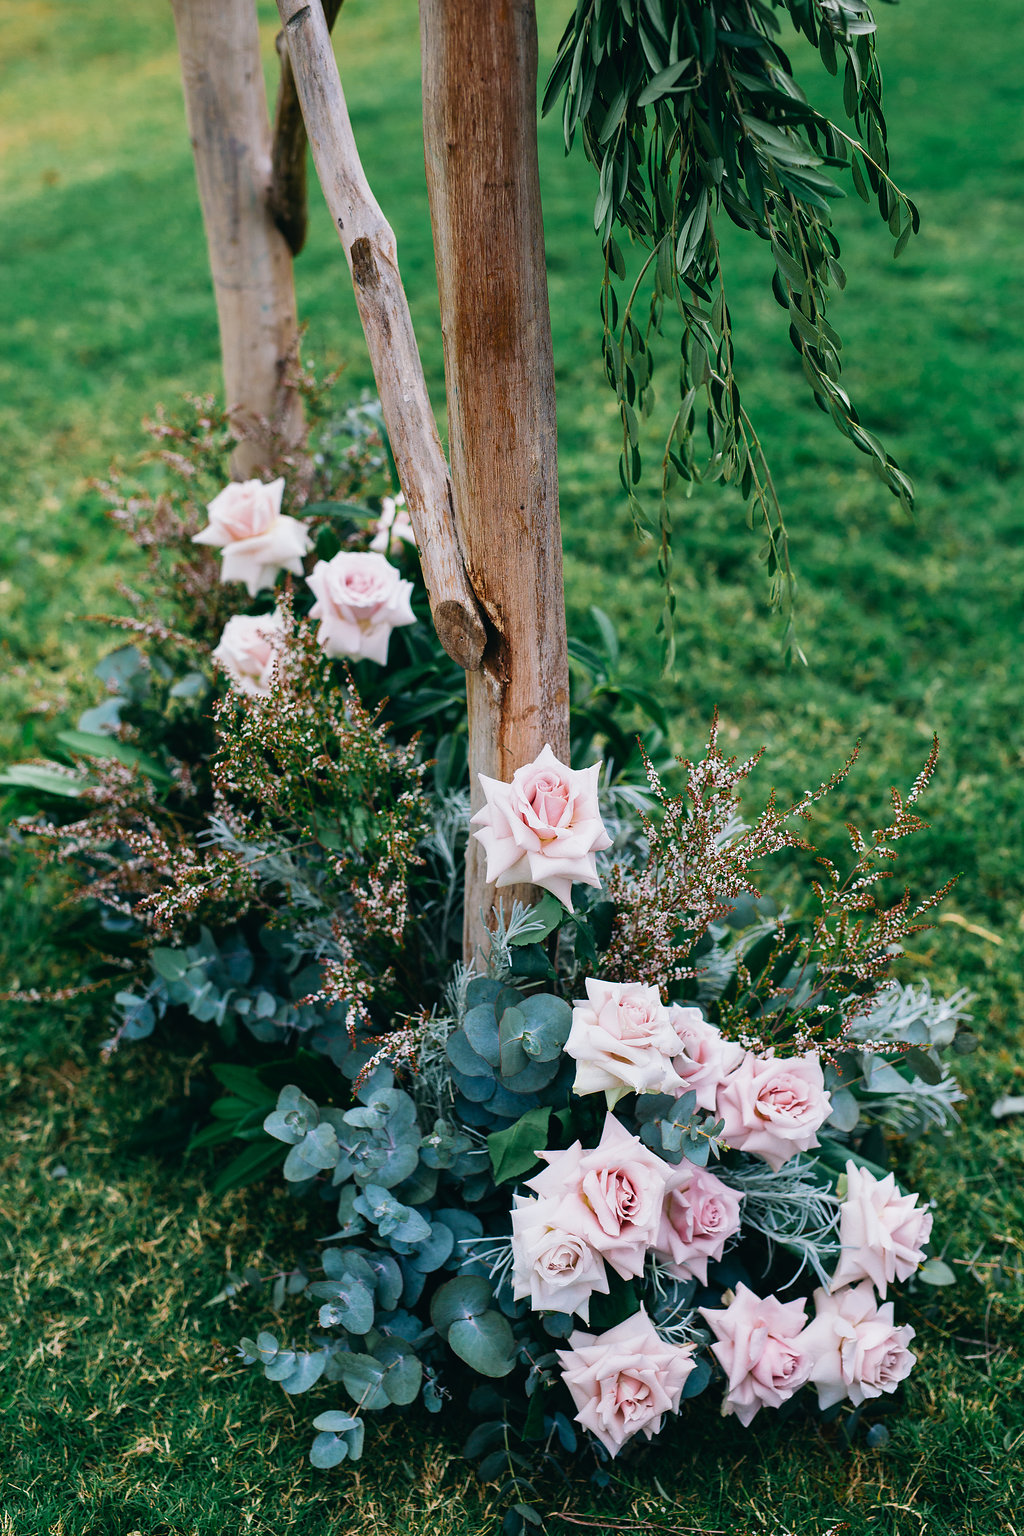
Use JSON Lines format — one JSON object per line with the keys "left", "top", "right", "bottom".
{"left": 172, "top": 0, "right": 303, "bottom": 476}
{"left": 420, "top": 0, "right": 571, "bottom": 964}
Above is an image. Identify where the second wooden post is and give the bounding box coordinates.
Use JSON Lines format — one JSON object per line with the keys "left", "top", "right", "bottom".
{"left": 420, "top": 0, "right": 571, "bottom": 964}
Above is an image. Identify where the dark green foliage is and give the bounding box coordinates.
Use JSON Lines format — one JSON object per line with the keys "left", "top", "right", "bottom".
{"left": 546, "top": 0, "right": 916, "bottom": 655}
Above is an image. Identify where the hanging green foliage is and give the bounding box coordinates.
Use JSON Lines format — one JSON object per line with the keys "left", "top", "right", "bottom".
{"left": 544, "top": 0, "right": 918, "bottom": 660}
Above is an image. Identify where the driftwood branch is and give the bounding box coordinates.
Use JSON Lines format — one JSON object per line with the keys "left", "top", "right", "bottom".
{"left": 171, "top": 0, "right": 303, "bottom": 478}
{"left": 269, "top": 0, "right": 344, "bottom": 255}
{"left": 421, "top": 0, "right": 571, "bottom": 962}
{"left": 276, "top": 0, "right": 487, "bottom": 673}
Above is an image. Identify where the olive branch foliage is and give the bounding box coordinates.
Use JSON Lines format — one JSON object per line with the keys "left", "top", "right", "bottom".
{"left": 544, "top": 0, "right": 918, "bottom": 660}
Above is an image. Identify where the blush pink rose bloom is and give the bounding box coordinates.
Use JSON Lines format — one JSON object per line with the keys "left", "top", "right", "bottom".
{"left": 700, "top": 1283, "right": 811, "bottom": 1426}
{"left": 510, "top": 1193, "right": 610, "bottom": 1322}
{"left": 305, "top": 550, "right": 416, "bottom": 665}
{"left": 527, "top": 1112, "right": 672, "bottom": 1281}
{"left": 668, "top": 1005, "right": 746, "bottom": 1112}
{"left": 715, "top": 1050, "right": 832, "bottom": 1171}
{"left": 469, "top": 744, "right": 612, "bottom": 911}
{"left": 211, "top": 611, "right": 287, "bottom": 696}
{"left": 557, "top": 1307, "right": 696, "bottom": 1457}
{"left": 654, "top": 1163, "right": 743, "bottom": 1285}
{"left": 192, "top": 477, "right": 311, "bottom": 597}
{"left": 565, "top": 979, "right": 688, "bottom": 1106}
{"left": 369, "top": 492, "right": 416, "bottom": 554}
{"left": 830, "top": 1161, "right": 933, "bottom": 1297}
{"left": 801, "top": 1281, "right": 917, "bottom": 1409}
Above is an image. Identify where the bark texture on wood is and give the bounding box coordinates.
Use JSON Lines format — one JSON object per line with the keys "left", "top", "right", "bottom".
{"left": 277, "top": 0, "right": 487, "bottom": 674}
{"left": 269, "top": 0, "right": 345, "bottom": 255}
{"left": 420, "top": 0, "right": 571, "bottom": 965}
{"left": 172, "top": 0, "right": 302, "bottom": 477}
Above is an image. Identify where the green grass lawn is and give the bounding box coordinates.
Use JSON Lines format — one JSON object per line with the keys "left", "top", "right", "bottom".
{"left": 2, "top": 0, "right": 1023, "bottom": 1531}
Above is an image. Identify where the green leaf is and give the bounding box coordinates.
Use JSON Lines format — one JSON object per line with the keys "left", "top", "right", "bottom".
{"left": 430, "top": 1275, "right": 494, "bottom": 1336}
{"left": 448, "top": 1311, "right": 517, "bottom": 1378}
{"left": 339, "top": 1354, "right": 392, "bottom": 1412}
{"left": 55, "top": 729, "right": 172, "bottom": 784}
{"left": 636, "top": 58, "right": 691, "bottom": 108}
{"left": 918, "top": 1258, "right": 956, "bottom": 1287}
{"left": 374, "top": 1340, "right": 422, "bottom": 1405}
{"left": 150, "top": 948, "right": 189, "bottom": 983}
{"left": 210, "top": 1139, "right": 284, "bottom": 1197}
{"left": 488, "top": 1106, "right": 553, "bottom": 1184}
{"left": 498, "top": 1006, "right": 530, "bottom": 1077}
{"left": 0, "top": 763, "right": 86, "bottom": 798}
{"left": 507, "top": 892, "right": 563, "bottom": 946}
{"left": 278, "top": 1350, "right": 328, "bottom": 1395}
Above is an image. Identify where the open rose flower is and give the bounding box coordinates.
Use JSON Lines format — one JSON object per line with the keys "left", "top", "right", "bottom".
{"left": 830, "top": 1161, "right": 933, "bottom": 1297}
{"left": 565, "top": 979, "right": 688, "bottom": 1106}
{"left": 211, "top": 610, "right": 287, "bottom": 696}
{"left": 510, "top": 1193, "right": 610, "bottom": 1321}
{"left": 369, "top": 492, "right": 416, "bottom": 553}
{"left": 527, "top": 1113, "right": 671, "bottom": 1281}
{"left": 669, "top": 1005, "right": 746, "bottom": 1112}
{"left": 700, "top": 1283, "right": 811, "bottom": 1426}
{"left": 306, "top": 550, "right": 416, "bottom": 665}
{"left": 801, "top": 1281, "right": 916, "bottom": 1409}
{"left": 192, "top": 477, "right": 311, "bottom": 596}
{"left": 654, "top": 1163, "right": 743, "bottom": 1285}
{"left": 557, "top": 1308, "right": 696, "bottom": 1457}
{"left": 715, "top": 1050, "right": 832, "bottom": 1171}
{"left": 469, "top": 744, "right": 612, "bottom": 910}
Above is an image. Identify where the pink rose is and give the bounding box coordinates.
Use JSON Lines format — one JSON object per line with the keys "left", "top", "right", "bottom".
{"left": 557, "top": 1307, "right": 696, "bottom": 1457}
{"left": 527, "top": 1113, "right": 672, "bottom": 1281}
{"left": 469, "top": 744, "right": 612, "bottom": 910}
{"left": 306, "top": 550, "right": 416, "bottom": 665}
{"left": 369, "top": 492, "right": 416, "bottom": 553}
{"left": 700, "top": 1283, "right": 811, "bottom": 1426}
{"left": 668, "top": 1005, "right": 746, "bottom": 1112}
{"left": 715, "top": 1050, "right": 832, "bottom": 1171}
{"left": 211, "top": 611, "right": 286, "bottom": 696}
{"left": 830, "top": 1161, "right": 933, "bottom": 1297}
{"left": 801, "top": 1281, "right": 916, "bottom": 1409}
{"left": 192, "top": 477, "right": 311, "bottom": 597}
{"left": 565, "top": 979, "right": 688, "bottom": 1106}
{"left": 654, "top": 1163, "right": 743, "bottom": 1285}
{"left": 510, "top": 1194, "right": 610, "bottom": 1322}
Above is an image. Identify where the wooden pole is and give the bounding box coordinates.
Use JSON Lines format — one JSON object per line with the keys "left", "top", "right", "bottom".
{"left": 171, "top": 0, "right": 303, "bottom": 476}
{"left": 276, "top": 0, "right": 486, "bottom": 674}
{"left": 420, "top": 0, "right": 571, "bottom": 963}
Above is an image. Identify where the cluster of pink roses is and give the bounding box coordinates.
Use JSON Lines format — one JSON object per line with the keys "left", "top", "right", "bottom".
{"left": 699, "top": 1159, "right": 931, "bottom": 1427}
{"left": 511, "top": 1112, "right": 743, "bottom": 1321}
{"left": 564, "top": 977, "right": 834, "bottom": 1172}
{"left": 511, "top": 1112, "right": 738, "bottom": 1455}
{"left": 199, "top": 477, "right": 417, "bottom": 693}
{"left": 534, "top": 1146, "right": 930, "bottom": 1454}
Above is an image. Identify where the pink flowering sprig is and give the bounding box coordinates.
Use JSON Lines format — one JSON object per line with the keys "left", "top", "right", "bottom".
{"left": 602, "top": 716, "right": 954, "bottom": 1059}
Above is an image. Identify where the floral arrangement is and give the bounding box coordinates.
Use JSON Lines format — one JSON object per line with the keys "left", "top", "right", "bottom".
{"left": 2, "top": 392, "right": 971, "bottom": 1528}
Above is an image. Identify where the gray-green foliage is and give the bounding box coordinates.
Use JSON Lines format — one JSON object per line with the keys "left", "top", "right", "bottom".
{"left": 545, "top": 0, "right": 917, "bottom": 655}
{"left": 109, "top": 924, "right": 350, "bottom": 1056}
{"left": 634, "top": 1088, "right": 725, "bottom": 1167}
{"left": 822, "top": 981, "right": 973, "bottom": 1141}
{"left": 252, "top": 1060, "right": 507, "bottom": 1462}
{"left": 445, "top": 978, "right": 574, "bottom": 1130}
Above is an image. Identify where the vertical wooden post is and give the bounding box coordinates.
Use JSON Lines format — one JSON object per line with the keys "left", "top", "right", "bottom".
{"left": 420, "top": 0, "right": 571, "bottom": 963}
{"left": 172, "top": 0, "right": 303, "bottom": 476}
